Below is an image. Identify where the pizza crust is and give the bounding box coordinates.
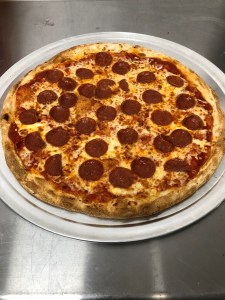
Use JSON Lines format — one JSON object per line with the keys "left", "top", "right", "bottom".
{"left": 1, "top": 43, "right": 225, "bottom": 219}
{"left": 1, "top": 124, "right": 224, "bottom": 219}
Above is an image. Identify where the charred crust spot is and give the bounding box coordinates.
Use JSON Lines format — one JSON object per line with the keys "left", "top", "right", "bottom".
{"left": 3, "top": 113, "right": 9, "bottom": 121}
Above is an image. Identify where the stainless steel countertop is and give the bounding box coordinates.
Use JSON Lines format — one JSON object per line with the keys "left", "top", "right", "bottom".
{"left": 0, "top": 0, "right": 225, "bottom": 298}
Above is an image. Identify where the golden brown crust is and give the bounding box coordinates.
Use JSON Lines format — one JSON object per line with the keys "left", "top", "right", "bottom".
{"left": 1, "top": 42, "right": 225, "bottom": 219}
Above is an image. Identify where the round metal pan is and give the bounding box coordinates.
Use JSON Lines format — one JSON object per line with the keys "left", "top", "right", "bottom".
{"left": 0, "top": 32, "right": 225, "bottom": 242}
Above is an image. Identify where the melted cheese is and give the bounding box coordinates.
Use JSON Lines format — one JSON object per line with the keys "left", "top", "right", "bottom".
{"left": 14, "top": 49, "right": 213, "bottom": 197}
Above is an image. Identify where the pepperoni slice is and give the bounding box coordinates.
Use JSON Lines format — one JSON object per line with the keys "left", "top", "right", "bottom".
{"left": 137, "top": 71, "right": 156, "bottom": 83}
{"left": 198, "top": 99, "right": 212, "bottom": 112}
{"left": 58, "top": 77, "right": 77, "bottom": 91}
{"left": 182, "top": 114, "right": 204, "bottom": 130}
{"left": 151, "top": 110, "right": 173, "bottom": 126}
{"left": 131, "top": 157, "right": 155, "bottom": 178}
{"left": 121, "top": 100, "right": 141, "bottom": 115}
{"left": 37, "top": 90, "right": 57, "bottom": 104}
{"left": 170, "top": 129, "right": 192, "bottom": 147}
{"left": 85, "top": 138, "right": 108, "bottom": 157}
{"left": 76, "top": 68, "right": 94, "bottom": 79}
{"left": 96, "top": 79, "right": 115, "bottom": 99}
{"left": 50, "top": 106, "right": 70, "bottom": 123}
{"left": 19, "top": 109, "right": 38, "bottom": 124}
{"left": 96, "top": 106, "right": 117, "bottom": 121}
{"left": 117, "top": 128, "right": 138, "bottom": 144}
{"left": 109, "top": 167, "right": 134, "bottom": 188}
{"left": 112, "top": 61, "right": 130, "bottom": 75}
{"left": 176, "top": 94, "right": 195, "bottom": 110}
{"left": 97, "top": 79, "right": 115, "bottom": 88}
{"left": 149, "top": 58, "right": 181, "bottom": 75}
{"left": 59, "top": 93, "right": 77, "bottom": 108}
{"left": 8, "top": 122, "right": 23, "bottom": 144}
{"left": 79, "top": 159, "right": 104, "bottom": 181}
{"left": 96, "top": 79, "right": 114, "bottom": 98}
{"left": 75, "top": 117, "right": 96, "bottom": 134}
{"left": 44, "top": 154, "right": 63, "bottom": 176}
{"left": 167, "top": 75, "right": 184, "bottom": 87}
{"left": 153, "top": 134, "right": 174, "bottom": 153}
{"left": 95, "top": 52, "right": 113, "bottom": 66}
{"left": 35, "top": 71, "right": 47, "bottom": 81}
{"left": 78, "top": 83, "right": 96, "bottom": 98}
{"left": 46, "top": 127, "right": 69, "bottom": 146}
{"left": 95, "top": 85, "right": 112, "bottom": 99}
{"left": 164, "top": 158, "right": 190, "bottom": 172}
{"left": 45, "top": 69, "right": 63, "bottom": 83}
{"left": 142, "top": 90, "right": 162, "bottom": 104}
{"left": 119, "top": 79, "right": 129, "bottom": 91}
{"left": 25, "top": 132, "right": 45, "bottom": 151}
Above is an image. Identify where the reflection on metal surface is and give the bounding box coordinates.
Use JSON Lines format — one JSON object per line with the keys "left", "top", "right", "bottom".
{"left": 151, "top": 242, "right": 166, "bottom": 294}
{"left": 0, "top": 294, "right": 170, "bottom": 299}
{"left": 1, "top": 296, "right": 83, "bottom": 300}
{"left": 2, "top": 230, "right": 89, "bottom": 294}
{"left": 152, "top": 294, "right": 168, "bottom": 299}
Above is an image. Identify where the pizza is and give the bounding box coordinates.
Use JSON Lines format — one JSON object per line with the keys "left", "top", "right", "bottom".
{"left": 1, "top": 43, "right": 225, "bottom": 219}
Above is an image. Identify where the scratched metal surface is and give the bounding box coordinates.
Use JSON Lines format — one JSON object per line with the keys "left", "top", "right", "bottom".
{"left": 0, "top": 0, "right": 225, "bottom": 299}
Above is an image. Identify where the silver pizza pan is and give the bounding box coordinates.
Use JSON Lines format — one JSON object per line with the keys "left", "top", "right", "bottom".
{"left": 0, "top": 32, "right": 225, "bottom": 243}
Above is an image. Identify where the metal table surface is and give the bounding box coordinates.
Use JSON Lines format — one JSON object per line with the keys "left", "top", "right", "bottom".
{"left": 0, "top": 0, "right": 225, "bottom": 299}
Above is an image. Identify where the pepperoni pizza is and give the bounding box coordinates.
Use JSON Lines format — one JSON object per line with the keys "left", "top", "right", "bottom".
{"left": 1, "top": 43, "right": 225, "bottom": 219}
